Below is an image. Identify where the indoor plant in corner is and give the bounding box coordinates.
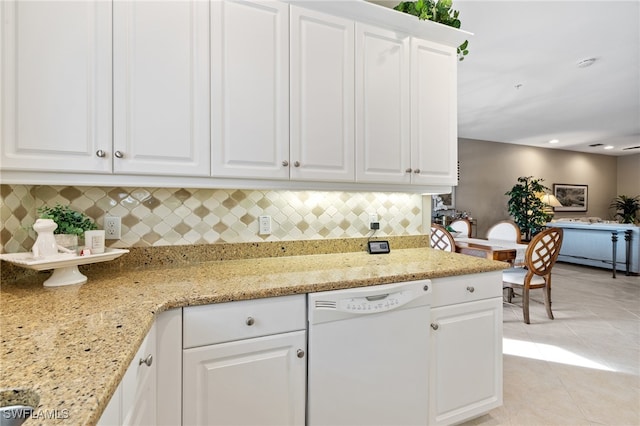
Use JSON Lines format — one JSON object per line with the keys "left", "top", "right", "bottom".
{"left": 394, "top": 0, "right": 470, "bottom": 61}
{"left": 609, "top": 195, "right": 640, "bottom": 224}
{"left": 37, "top": 203, "right": 98, "bottom": 250}
{"left": 505, "top": 176, "right": 549, "bottom": 241}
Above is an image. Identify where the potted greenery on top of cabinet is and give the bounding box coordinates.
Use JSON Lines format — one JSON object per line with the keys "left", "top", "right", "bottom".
{"left": 394, "top": 0, "right": 470, "bottom": 60}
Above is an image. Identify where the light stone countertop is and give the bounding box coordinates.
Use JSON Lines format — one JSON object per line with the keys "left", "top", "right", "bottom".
{"left": 0, "top": 247, "right": 507, "bottom": 425}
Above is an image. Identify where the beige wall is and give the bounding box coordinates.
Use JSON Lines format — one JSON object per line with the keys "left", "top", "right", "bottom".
{"left": 456, "top": 139, "right": 624, "bottom": 237}
{"left": 617, "top": 153, "right": 640, "bottom": 196}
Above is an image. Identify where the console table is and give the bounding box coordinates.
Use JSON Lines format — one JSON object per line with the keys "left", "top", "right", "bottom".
{"left": 547, "top": 222, "right": 639, "bottom": 277}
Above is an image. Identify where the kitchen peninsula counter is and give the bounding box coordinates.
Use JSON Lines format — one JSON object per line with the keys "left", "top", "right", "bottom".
{"left": 1, "top": 246, "right": 507, "bottom": 425}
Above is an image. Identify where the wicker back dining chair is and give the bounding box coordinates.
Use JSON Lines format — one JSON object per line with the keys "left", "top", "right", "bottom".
{"left": 430, "top": 224, "right": 456, "bottom": 252}
{"left": 487, "top": 220, "right": 522, "bottom": 243}
{"left": 449, "top": 218, "right": 472, "bottom": 237}
{"left": 502, "top": 227, "right": 564, "bottom": 324}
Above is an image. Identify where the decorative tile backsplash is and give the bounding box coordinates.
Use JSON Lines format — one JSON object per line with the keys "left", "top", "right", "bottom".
{"left": 0, "top": 185, "right": 428, "bottom": 253}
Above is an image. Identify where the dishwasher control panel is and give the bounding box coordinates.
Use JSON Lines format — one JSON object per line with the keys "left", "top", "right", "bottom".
{"left": 308, "top": 279, "right": 432, "bottom": 324}
{"left": 339, "top": 290, "right": 411, "bottom": 313}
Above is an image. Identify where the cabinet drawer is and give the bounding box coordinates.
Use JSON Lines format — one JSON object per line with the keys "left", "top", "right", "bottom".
{"left": 183, "top": 294, "right": 306, "bottom": 348}
{"left": 430, "top": 272, "right": 502, "bottom": 308}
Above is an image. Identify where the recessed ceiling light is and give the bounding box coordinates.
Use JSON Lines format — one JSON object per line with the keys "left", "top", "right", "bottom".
{"left": 604, "top": 145, "right": 614, "bottom": 150}
{"left": 548, "top": 139, "right": 559, "bottom": 144}
{"left": 577, "top": 58, "right": 597, "bottom": 68}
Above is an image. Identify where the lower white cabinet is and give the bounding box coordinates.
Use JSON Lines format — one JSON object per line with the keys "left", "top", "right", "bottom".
{"left": 98, "top": 321, "right": 156, "bottom": 426}
{"left": 98, "top": 273, "right": 503, "bottom": 426}
{"left": 429, "top": 272, "right": 503, "bottom": 426}
{"left": 98, "top": 309, "right": 182, "bottom": 426}
{"left": 182, "top": 295, "right": 307, "bottom": 426}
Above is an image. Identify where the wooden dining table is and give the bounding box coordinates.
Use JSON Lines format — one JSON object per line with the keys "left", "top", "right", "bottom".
{"left": 453, "top": 237, "right": 528, "bottom": 265}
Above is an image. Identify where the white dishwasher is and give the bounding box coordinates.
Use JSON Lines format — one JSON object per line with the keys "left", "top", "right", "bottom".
{"left": 307, "top": 279, "right": 432, "bottom": 426}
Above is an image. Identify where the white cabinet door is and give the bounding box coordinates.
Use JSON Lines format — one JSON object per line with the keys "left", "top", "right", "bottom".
{"left": 290, "top": 6, "right": 355, "bottom": 182}
{"left": 411, "top": 38, "right": 458, "bottom": 186}
{"left": 98, "top": 322, "right": 157, "bottom": 426}
{"left": 155, "top": 309, "right": 183, "bottom": 426}
{"left": 429, "top": 297, "right": 503, "bottom": 426}
{"left": 0, "top": 0, "right": 112, "bottom": 173}
{"left": 122, "top": 322, "right": 157, "bottom": 426}
{"left": 211, "top": 0, "right": 289, "bottom": 179}
{"left": 355, "top": 23, "right": 411, "bottom": 184}
{"left": 183, "top": 330, "right": 306, "bottom": 426}
{"left": 113, "top": 0, "right": 210, "bottom": 176}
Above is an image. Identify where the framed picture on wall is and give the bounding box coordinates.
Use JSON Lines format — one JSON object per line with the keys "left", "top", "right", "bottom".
{"left": 432, "top": 188, "right": 455, "bottom": 211}
{"left": 554, "top": 184, "right": 588, "bottom": 211}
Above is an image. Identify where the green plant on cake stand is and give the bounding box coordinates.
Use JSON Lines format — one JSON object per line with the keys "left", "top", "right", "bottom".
{"left": 37, "top": 203, "right": 97, "bottom": 249}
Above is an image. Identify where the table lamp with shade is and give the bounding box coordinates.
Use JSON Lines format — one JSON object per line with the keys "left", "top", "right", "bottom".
{"left": 539, "top": 193, "right": 562, "bottom": 219}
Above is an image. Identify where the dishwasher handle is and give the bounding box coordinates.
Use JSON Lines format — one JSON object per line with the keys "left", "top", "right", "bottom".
{"left": 365, "top": 294, "right": 389, "bottom": 302}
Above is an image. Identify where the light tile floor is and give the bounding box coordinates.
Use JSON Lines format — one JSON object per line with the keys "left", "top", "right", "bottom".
{"left": 464, "top": 262, "right": 640, "bottom": 426}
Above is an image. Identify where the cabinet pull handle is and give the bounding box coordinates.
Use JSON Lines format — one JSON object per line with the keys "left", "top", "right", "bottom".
{"left": 430, "top": 323, "right": 439, "bottom": 331}
{"left": 466, "top": 286, "right": 475, "bottom": 293}
{"left": 282, "top": 160, "right": 289, "bottom": 167}
{"left": 114, "top": 150, "right": 124, "bottom": 159}
{"left": 96, "top": 149, "right": 106, "bottom": 158}
{"left": 297, "top": 349, "right": 305, "bottom": 358}
{"left": 294, "top": 161, "right": 300, "bottom": 167}
{"left": 405, "top": 168, "right": 412, "bottom": 173}
{"left": 414, "top": 168, "right": 421, "bottom": 174}
{"left": 139, "top": 354, "right": 153, "bottom": 367}
{"left": 246, "top": 316, "right": 255, "bottom": 326}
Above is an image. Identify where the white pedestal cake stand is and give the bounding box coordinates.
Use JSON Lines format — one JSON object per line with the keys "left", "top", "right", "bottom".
{"left": 0, "top": 248, "right": 129, "bottom": 287}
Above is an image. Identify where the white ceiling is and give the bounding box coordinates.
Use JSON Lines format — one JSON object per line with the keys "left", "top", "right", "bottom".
{"left": 368, "top": 0, "right": 640, "bottom": 156}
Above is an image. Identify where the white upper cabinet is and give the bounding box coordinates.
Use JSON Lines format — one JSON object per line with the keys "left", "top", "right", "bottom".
{"left": 355, "top": 23, "right": 411, "bottom": 184}
{"left": 1, "top": 0, "right": 463, "bottom": 191}
{"left": 113, "top": 1, "right": 210, "bottom": 176}
{"left": 0, "top": 1, "right": 112, "bottom": 173}
{"left": 211, "top": 0, "right": 290, "bottom": 179}
{"left": 290, "top": 7, "right": 355, "bottom": 182}
{"left": 411, "top": 38, "right": 458, "bottom": 186}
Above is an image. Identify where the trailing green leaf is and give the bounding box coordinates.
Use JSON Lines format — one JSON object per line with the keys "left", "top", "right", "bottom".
{"left": 394, "top": 0, "right": 470, "bottom": 61}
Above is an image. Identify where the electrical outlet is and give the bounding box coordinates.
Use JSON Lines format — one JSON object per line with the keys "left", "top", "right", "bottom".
{"left": 369, "top": 213, "right": 379, "bottom": 230}
{"left": 259, "top": 215, "right": 271, "bottom": 235}
{"left": 104, "top": 216, "right": 121, "bottom": 240}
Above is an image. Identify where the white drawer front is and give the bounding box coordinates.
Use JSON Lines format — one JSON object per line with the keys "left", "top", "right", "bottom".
{"left": 430, "top": 272, "right": 502, "bottom": 308}
{"left": 183, "top": 294, "right": 306, "bottom": 348}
